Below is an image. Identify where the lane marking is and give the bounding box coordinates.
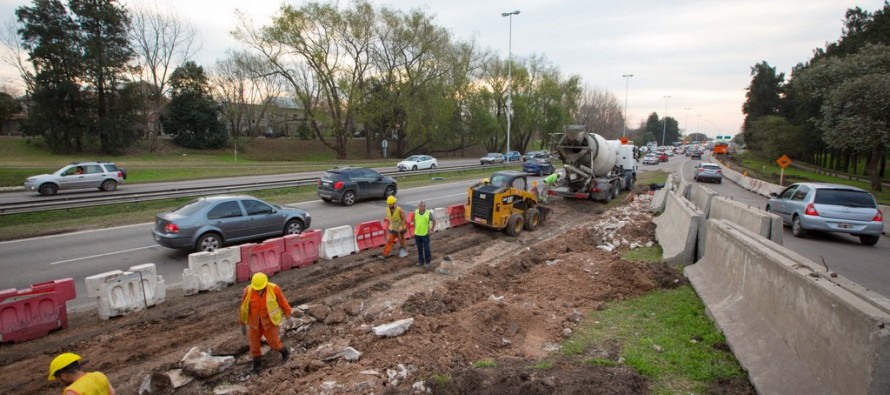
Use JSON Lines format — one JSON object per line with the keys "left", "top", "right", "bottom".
{"left": 50, "top": 245, "right": 158, "bottom": 265}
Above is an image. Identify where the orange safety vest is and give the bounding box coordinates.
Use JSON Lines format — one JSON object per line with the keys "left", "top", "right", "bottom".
{"left": 240, "top": 284, "right": 284, "bottom": 326}
{"left": 386, "top": 206, "right": 405, "bottom": 231}
{"left": 63, "top": 371, "right": 113, "bottom": 395}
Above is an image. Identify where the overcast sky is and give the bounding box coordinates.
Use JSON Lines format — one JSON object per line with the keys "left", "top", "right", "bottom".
{"left": 1, "top": 0, "right": 885, "bottom": 138}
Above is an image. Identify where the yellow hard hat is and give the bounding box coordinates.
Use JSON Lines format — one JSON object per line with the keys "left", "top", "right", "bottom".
{"left": 48, "top": 353, "right": 81, "bottom": 381}
{"left": 387, "top": 196, "right": 397, "bottom": 205}
{"left": 251, "top": 272, "right": 268, "bottom": 291}
{"left": 482, "top": 178, "right": 489, "bottom": 183}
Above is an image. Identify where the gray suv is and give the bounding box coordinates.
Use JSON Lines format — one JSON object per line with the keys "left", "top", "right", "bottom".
{"left": 24, "top": 161, "right": 127, "bottom": 196}
{"left": 766, "top": 182, "right": 883, "bottom": 245}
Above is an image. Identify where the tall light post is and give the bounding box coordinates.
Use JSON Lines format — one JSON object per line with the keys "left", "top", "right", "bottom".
{"left": 622, "top": 74, "right": 633, "bottom": 138}
{"left": 661, "top": 95, "right": 671, "bottom": 146}
{"left": 683, "top": 107, "right": 691, "bottom": 140}
{"left": 502, "top": 9, "right": 520, "bottom": 156}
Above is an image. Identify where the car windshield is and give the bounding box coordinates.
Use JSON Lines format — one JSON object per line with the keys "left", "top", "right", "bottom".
{"left": 814, "top": 189, "right": 876, "bottom": 208}
{"left": 485, "top": 153, "right": 498, "bottom": 157}
{"left": 405, "top": 155, "right": 420, "bottom": 161}
{"left": 172, "top": 199, "right": 210, "bottom": 216}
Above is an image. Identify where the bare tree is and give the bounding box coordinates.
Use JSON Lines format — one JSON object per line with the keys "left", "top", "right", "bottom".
{"left": 0, "top": 18, "right": 34, "bottom": 92}
{"left": 575, "top": 86, "right": 624, "bottom": 139}
{"left": 212, "top": 50, "right": 283, "bottom": 141}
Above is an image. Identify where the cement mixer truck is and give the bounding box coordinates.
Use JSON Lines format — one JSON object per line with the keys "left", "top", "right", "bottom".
{"left": 549, "top": 125, "right": 639, "bottom": 203}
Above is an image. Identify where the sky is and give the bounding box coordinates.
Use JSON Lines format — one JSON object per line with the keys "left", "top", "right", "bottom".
{"left": 0, "top": 0, "right": 885, "bottom": 138}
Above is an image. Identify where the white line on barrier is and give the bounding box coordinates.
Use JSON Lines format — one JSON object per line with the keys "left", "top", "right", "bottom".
{"left": 50, "top": 245, "right": 158, "bottom": 265}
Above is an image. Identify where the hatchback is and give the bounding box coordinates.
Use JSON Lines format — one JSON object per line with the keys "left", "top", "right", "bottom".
{"left": 693, "top": 163, "right": 722, "bottom": 183}
{"left": 505, "top": 151, "right": 521, "bottom": 162}
{"left": 317, "top": 167, "right": 397, "bottom": 206}
{"left": 766, "top": 183, "right": 883, "bottom": 245}
{"left": 480, "top": 153, "right": 506, "bottom": 165}
{"left": 152, "top": 195, "right": 311, "bottom": 252}
{"left": 522, "top": 158, "right": 555, "bottom": 176}
{"left": 24, "top": 161, "right": 126, "bottom": 196}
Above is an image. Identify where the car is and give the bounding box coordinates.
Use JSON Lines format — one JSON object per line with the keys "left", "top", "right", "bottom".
{"left": 522, "top": 158, "right": 555, "bottom": 176}
{"left": 665, "top": 150, "right": 674, "bottom": 157}
{"left": 480, "top": 153, "right": 506, "bottom": 165}
{"left": 690, "top": 150, "right": 702, "bottom": 160}
{"left": 766, "top": 183, "right": 883, "bottom": 245}
{"left": 152, "top": 195, "right": 312, "bottom": 252}
{"left": 397, "top": 155, "right": 438, "bottom": 171}
{"left": 505, "top": 151, "right": 522, "bottom": 162}
{"left": 642, "top": 154, "right": 659, "bottom": 165}
{"left": 658, "top": 152, "right": 669, "bottom": 162}
{"left": 523, "top": 150, "right": 550, "bottom": 161}
{"left": 24, "top": 161, "right": 127, "bottom": 196}
{"left": 693, "top": 163, "right": 722, "bottom": 183}
{"left": 317, "top": 167, "right": 397, "bottom": 206}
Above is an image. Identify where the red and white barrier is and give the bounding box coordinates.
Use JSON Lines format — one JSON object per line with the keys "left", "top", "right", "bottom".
{"left": 355, "top": 221, "right": 387, "bottom": 252}
{"left": 281, "top": 230, "right": 322, "bottom": 269}
{"left": 0, "top": 278, "right": 76, "bottom": 343}
{"left": 236, "top": 238, "right": 285, "bottom": 283}
{"left": 447, "top": 204, "right": 467, "bottom": 227}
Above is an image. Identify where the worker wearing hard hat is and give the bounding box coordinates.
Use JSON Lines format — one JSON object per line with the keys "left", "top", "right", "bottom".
{"left": 240, "top": 272, "right": 293, "bottom": 373}
{"left": 381, "top": 195, "right": 408, "bottom": 259}
{"left": 48, "top": 352, "right": 116, "bottom": 395}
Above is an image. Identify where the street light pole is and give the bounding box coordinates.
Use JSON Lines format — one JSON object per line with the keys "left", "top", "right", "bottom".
{"left": 502, "top": 10, "right": 520, "bottom": 156}
{"left": 661, "top": 95, "right": 671, "bottom": 146}
{"left": 622, "top": 74, "right": 633, "bottom": 138}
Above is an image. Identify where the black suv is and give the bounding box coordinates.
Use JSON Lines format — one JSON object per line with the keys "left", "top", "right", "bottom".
{"left": 317, "top": 167, "right": 397, "bottom": 206}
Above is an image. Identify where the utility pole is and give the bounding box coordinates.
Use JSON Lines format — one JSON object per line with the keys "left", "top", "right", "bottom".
{"left": 502, "top": 10, "right": 520, "bottom": 156}
{"left": 662, "top": 96, "right": 671, "bottom": 146}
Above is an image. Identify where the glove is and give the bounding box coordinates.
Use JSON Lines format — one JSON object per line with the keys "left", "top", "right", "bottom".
{"left": 240, "top": 325, "right": 246, "bottom": 335}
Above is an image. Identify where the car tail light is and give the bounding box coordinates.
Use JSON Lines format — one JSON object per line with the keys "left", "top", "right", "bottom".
{"left": 165, "top": 223, "right": 179, "bottom": 233}
{"left": 874, "top": 209, "right": 883, "bottom": 222}
{"left": 804, "top": 203, "right": 819, "bottom": 216}
{"left": 117, "top": 171, "right": 123, "bottom": 178}
{"left": 317, "top": 179, "right": 321, "bottom": 186}
{"left": 698, "top": 168, "right": 704, "bottom": 173}
{"left": 334, "top": 181, "right": 343, "bottom": 190}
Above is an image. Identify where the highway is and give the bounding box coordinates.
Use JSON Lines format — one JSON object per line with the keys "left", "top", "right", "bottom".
{"left": 2, "top": 153, "right": 887, "bottom": 313}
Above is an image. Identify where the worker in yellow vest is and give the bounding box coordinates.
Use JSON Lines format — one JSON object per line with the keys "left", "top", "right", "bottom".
{"left": 48, "top": 352, "right": 116, "bottom": 395}
{"left": 413, "top": 201, "right": 437, "bottom": 270}
{"left": 240, "top": 273, "right": 292, "bottom": 373}
{"left": 381, "top": 195, "right": 408, "bottom": 259}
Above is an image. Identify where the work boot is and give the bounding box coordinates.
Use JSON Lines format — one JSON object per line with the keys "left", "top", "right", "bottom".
{"left": 280, "top": 347, "right": 290, "bottom": 363}
{"left": 398, "top": 248, "right": 408, "bottom": 258}
{"left": 251, "top": 358, "right": 262, "bottom": 374}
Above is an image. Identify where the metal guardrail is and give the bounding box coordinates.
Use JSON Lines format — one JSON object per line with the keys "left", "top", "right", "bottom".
{"left": 0, "top": 163, "right": 515, "bottom": 215}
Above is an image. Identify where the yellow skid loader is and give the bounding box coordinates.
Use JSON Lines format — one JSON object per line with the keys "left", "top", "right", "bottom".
{"left": 465, "top": 171, "right": 548, "bottom": 236}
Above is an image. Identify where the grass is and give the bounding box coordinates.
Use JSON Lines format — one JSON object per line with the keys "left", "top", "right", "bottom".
{"left": 561, "top": 286, "right": 746, "bottom": 394}
{"left": 530, "top": 360, "right": 553, "bottom": 370}
{"left": 621, "top": 245, "right": 663, "bottom": 262}
{"left": 471, "top": 360, "right": 497, "bottom": 368}
{"left": 0, "top": 166, "right": 518, "bottom": 241}
{"left": 428, "top": 374, "right": 451, "bottom": 385}
{"left": 637, "top": 170, "right": 669, "bottom": 186}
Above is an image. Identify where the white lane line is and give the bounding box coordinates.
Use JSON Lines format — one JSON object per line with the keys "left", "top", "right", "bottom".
{"left": 0, "top": 222, "right": 152, "bottom": 245}
{"left": 50, "top": 245, "right": 158, "bottom": 265}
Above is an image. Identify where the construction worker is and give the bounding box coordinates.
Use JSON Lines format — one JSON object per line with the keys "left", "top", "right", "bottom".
{"left": 240, "top": 272, "right": 292, "bottom": 373}
{"left": 48, "top": 352, "right": 116, "bottom": 395}
{"left": 530, "top": 181, "right": 539, "bottom": 199}
{"left": 381, "top": 195, "right": 408, "bottom": 259}
{"left": 413, "top": 201, "right": 437, "bottom": 270}
{"left": 540, "top": 172, "right": 559, "bottom": 203}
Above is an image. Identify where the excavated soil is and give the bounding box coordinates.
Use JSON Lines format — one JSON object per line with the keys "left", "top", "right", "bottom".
{"left": 0, "top": 194, "right": 746, "bottom": 394}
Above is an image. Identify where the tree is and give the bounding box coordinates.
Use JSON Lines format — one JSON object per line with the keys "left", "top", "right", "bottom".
{"left": 213, "top": 50, "right": 283, "bottom": 140}
{"left": 746, "top": 116, "right": 807, "bottom": 159}
{"left": 742, "top": 61, "right": 784, "bottom": 153}
{"left": 162, "top": 61, "right": 227, "bottom": 149}
{"left": 574, "top": 85, "right": 623, "bottom": 139}
{"left": 0, "top": 91, "right": 22, "bottom": 135}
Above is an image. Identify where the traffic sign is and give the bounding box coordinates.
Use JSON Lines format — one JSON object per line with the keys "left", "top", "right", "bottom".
{"left": 776, "top": 155, "right": 791, "bottom": 169}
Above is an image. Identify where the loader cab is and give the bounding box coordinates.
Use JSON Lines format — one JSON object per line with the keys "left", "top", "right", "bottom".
{"left": 466, "top": 171, "right": 542, "bottom": 237}
{"left": 489, "top": 171, "right": 528, "bottom": 191}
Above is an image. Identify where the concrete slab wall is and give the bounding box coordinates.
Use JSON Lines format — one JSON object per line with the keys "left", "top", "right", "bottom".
{"left": 690, "top": 184, "right": 717, "bottom": 261}
{"left": 685, "top": 219, "right": 890, "bottom": 395}
{"left": 708, "top": 196, "right": 783, "bottom": 245}
{"left": 649, "top": 173, "right": 673, "bottom": 214}
{"left": 676, "top": 178, "right": 691, "bottom": 200}
{"left": 653, "top": 191, "right": 703, "bottom": 266}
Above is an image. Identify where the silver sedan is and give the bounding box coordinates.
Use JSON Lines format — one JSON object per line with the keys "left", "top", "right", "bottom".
{"left": 766, "top": 183, "right": 883, "bottom": 245}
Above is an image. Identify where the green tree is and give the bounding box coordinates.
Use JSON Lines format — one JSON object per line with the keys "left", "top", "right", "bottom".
{"left": 162, "top": 61, "right": 227, "bottom": 149}
{"left": 0, "top": 92, "right": 22, "bottom": 135}
{"left": 746, "top": 116, "right": 807, "bottom": 159}
{"left": 742, "top": 61, "right": 784, "bottom": 153}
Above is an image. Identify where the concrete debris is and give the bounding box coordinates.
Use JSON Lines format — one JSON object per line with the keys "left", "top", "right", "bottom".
{"left": 652, "top": 344, "right": 663, "bottom": 352}
{"left": 501, "top": 337, "right": 512, "bottom": 347}
{"left": 596, "top": 244, "right": 614, "bottom": 252}
{"left": 489, "top": 295, "right": 504, "bottom": 301}
{"left": 166, "top": 369, "right": 192, "bottom": 389}
{"left": 305, "top": 304, "right": 332, "bottom": 321}
{"left": 343, "top": 300, "right": 364, "bottom": 316}
{"left": 562, "top": 328, "right": 573, "bottom": 338}
{"left": 568, "top": 311, "right": 583, "bottom": 324}
{"left": 212, "top": 384, "right": 249, "bottom": 395}
{"left": 542, "top": 342, "right": 561, "bottom": 352}
{"left": 181, "top": 347, "right": 235, "bottom": 378}
{"left": 386, "top": 363, "right": 411, "bottom": 386}
{"left": 372, "top": 318, "right": 415, "bottom": 337}
{"left": 317, "top": 344, "right": 363, "bottom": 362}
{"left": 545, "top": 259, "right": 562, "bottom": 266}
{"left": 360, "top": 369, "right": 382, "bottom": 376}
{"left": 324, "top": 308, "right": 347, "bottom": 325}
{"left": 413, "top": 381, "right": 431, "bottom": 393}
{"left": 319, "top": 381, "right": 346, "bottom": 394}
{"left": 645, "top": 241, "right": 654, "bottom": 247}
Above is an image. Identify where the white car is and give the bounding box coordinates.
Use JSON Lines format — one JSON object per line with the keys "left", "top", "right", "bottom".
{"left": 397, "top": 155, "right": 437, "bottom": 171}
{"left": 642, "top": 154, "right": 659, "bottom": 165}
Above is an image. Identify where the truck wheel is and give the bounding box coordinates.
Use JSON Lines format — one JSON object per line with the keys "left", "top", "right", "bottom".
{"left": 523, "top": 208, "right": 540, "bottom": 231}
{"left": 505, "top": 214, "right": 524, "bottom": 237}
{"left": 601, "top": 186, "right": 612, "bottom": 204}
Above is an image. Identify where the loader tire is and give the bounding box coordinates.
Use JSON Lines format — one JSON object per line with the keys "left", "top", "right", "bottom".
{"left": 505, "top": 214, "right": 524, "bottom": 237}
{"left": 523, "top": 208, "right": 540, "bottom": 231}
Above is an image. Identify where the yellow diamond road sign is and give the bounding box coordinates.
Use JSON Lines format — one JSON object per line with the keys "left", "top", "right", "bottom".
{"left": 776, "top": 155, "right": 792, "bottom": 169}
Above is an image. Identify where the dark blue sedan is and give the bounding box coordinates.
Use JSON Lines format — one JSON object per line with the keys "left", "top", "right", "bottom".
{"left": 523, "top": 158, "right": 555, "bottom": 176}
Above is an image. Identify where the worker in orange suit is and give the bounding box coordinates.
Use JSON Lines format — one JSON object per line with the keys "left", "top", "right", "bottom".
{"left": 240, "top": 272, "right": 292, "bottom": 373}
{"left": 381, "top": 195, "right": 408, "bottom": 259}
{"left": 48, "top": 352, "right": 116, "bottom": 395}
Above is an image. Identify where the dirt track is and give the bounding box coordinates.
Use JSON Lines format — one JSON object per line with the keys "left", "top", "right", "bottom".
{"left": 1, "top": 194, "right": 711, "bottom": 394}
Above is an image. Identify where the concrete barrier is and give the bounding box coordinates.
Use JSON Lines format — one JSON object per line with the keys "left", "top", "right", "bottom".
{"left": 182, "top": 247, "right": 240, "bottom": 296}
{"left": 689, "top": 184, "right": 718, "bottom": 261}
{"left": 86, "top": 264, "right": 166, "bottom": 320}
{"left": 652, "top": 191, "right": 703, "bottom": 265}
{"left": 319, "top": 225, "right": 357, "bottom": 260}
{"left": 708, "top": 196, "right": 783, "bottom": 245}
{"left": 676, "top": 178, "right": 691, "bottom": 199}
{"left": 685, "top": 219, "right": 890, "bottom": 395}
{"left": 649, "top": 173, "right": 673, "bottom": 214}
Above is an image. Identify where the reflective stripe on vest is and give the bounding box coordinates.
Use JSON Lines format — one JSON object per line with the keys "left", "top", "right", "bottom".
{"left": 414, "top": 209, "right": 432, "bottom": 236}
{"left": 64, "top": 371, "right": 112, "bottom": 395}
{"left": 386, "top": 206, "right": 404, "bottom": 230}
{"left": 240, "top": 284, "right": 283, "bottom": 326}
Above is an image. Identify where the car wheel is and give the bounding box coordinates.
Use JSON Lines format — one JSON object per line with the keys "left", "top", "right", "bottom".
{"left": 412, "top": 165, "right": 418, "bottom": 170}
{"left": 384, "top": 185, "right": 396, "bottom": 198}
{"left": 196, "top": 233, "right": 222, "bottom": 252}
{"left": 342, "top": 191, "right": 356, "bottom": 206}
{"left": 505, "top": 214, "right": 524, "bottom": 237}
{"left": 791, "top": 216, "right": 807, "bottom": 238}
{"left": 860, "top": 234, "right": 880, "bottom": 246}
{"left": 431, "top": 164, "right": 436, "bottom": 169}
{"left": 481, "top": 161, "right": 485, "bottom": 166}
{"left": 100, "top": 179, "right": 117, "bottom": 192}
{"left": 284, "top": 219, "right": 304, "bottom": 235}
{"left": 717, "top": 179, "right": 722, "bottom": 184}
{"left": 38, "top": 183, "right": 58, "bottom": 196}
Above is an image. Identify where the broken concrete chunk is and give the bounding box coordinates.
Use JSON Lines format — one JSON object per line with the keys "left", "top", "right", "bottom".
{"left": 317, "top": 344, "right": 363, "bottom": 362}
{"left": 372, "top": 318, "right": 414, "bottom": 337}
{"left": 181, "top": 347, "right": 235, "bottom": 378}
{"left": 562, "top": 328, "right": 573, "bottom": 338}
{"left": 306, "top": 304, "right": 332, "bottom": 321}
{"left": 213, "top": 384, "right": 248, "bottom": 395}
{"left": 324, "top": 309, "right": 347, "bottom": 325}
{"left": 343, "top": 300, "right": 364, "bottom": 316}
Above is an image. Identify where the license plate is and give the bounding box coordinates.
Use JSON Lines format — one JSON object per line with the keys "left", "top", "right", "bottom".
{"left": 838, "top": 223, "right": 852, "bottom": 229}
